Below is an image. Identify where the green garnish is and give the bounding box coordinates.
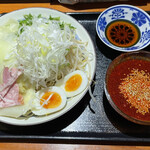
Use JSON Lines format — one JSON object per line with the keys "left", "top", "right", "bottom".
{"left": 19, "top": 14, "right": 33, "bottom": 26}
{"left": 49, "top": 15, "right": 60, "bottom": 21}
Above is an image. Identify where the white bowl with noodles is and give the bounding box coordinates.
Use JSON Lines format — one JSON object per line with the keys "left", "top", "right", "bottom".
{"left": 0, "top": 8, "right": 96, "bottom": 126}
{"left": 96, "top": 4, "right": 150, "bottom": 52}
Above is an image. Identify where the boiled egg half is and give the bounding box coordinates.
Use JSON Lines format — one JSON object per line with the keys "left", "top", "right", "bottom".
{"left": 61, "top": 70, "right": 89, "bottom": 97}
{"left": 31, "top": 86, "right": 67, "bottom": 116}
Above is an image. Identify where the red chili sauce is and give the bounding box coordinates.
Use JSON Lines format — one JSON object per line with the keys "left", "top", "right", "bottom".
{"left": 107, "top": 59, "right": 150, "bottom": 121}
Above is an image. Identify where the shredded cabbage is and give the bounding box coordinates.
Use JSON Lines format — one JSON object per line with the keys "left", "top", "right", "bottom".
{"left": 14, "top": 14, "right": 91, "bottom": 88}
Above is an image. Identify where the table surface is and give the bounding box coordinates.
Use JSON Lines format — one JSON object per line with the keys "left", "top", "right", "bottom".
{"left": 0, "top": 0, "right": 150, "bottom": 149}
{"left": 0, "top": 0, "right": 150, "bottom": 13}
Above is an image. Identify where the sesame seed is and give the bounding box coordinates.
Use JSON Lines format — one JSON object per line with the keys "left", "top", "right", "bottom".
{"left": 119, "top": 68, "right": 150, "bottom": 115}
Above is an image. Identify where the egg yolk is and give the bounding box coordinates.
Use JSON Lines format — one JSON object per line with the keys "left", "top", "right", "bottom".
{"left": 65, "top": 74, "right": 82, "bottom": 92}
{"left": 40, "top": 92, "right": 62, "bottom": 109}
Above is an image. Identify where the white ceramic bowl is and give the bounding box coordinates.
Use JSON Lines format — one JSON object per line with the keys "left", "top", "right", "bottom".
{"left": 0, "top": 8, "right": 96, "bottom": 126}
{"left": 96, "top": 4, "right": 150, "bottom": 52}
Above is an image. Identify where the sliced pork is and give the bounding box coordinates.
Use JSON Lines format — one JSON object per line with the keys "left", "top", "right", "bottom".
{"left": 0, "top": 67, "right": 23, "bottom": 108}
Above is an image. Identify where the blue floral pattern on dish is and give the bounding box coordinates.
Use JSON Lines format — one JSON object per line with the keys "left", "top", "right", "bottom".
{"left": 109, "top": 8, "right": 127, "bottom": 20}
{"left": 131, "top": 12, "right": 147, "bottom": 27}
{"left": 102, "top": 37, "right": 110, "bottom": 45}
{"left": 98, "top": 17, "right": 107, "bottom": 31}
{"left": 140, "top": 28, "right": 150, "bottom": 43}
{"left": 96, "top": 5, "right": 150, "bottom": 52}
{"left": 126, "top": 46, "right": 139, "bottom": 50}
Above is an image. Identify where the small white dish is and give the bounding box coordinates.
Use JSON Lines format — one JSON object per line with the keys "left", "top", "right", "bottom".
{"left": 96, "top": 5, "right": 150, "bottom": 52}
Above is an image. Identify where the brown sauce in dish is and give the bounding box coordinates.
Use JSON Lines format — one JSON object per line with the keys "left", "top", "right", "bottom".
{"left": 105, "top": 20, "right": 140, "bottom": 47}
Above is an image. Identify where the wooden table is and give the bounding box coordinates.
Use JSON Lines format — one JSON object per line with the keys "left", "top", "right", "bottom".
{"left": 0, "top": 1, "right": 150, "bottom": 149}
{"left": 0, "top": 0, "right": 150, "bottom": 13}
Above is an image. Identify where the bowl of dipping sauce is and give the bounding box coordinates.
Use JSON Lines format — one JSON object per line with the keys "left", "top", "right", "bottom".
{"left": 96, "top": 5, "right": 150, "bottom": 52}
{"left": 104, "top": 51, "right": 150, "bottom": 125}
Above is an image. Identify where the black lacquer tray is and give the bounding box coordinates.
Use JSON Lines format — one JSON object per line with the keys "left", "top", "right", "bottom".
{"left": 0, "top": 12, "right": 150, "bottom": 145}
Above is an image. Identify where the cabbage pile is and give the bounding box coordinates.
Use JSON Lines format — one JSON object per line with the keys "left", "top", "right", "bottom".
{"left": 13, "top": 14, "right": 90, "bottom": 88}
